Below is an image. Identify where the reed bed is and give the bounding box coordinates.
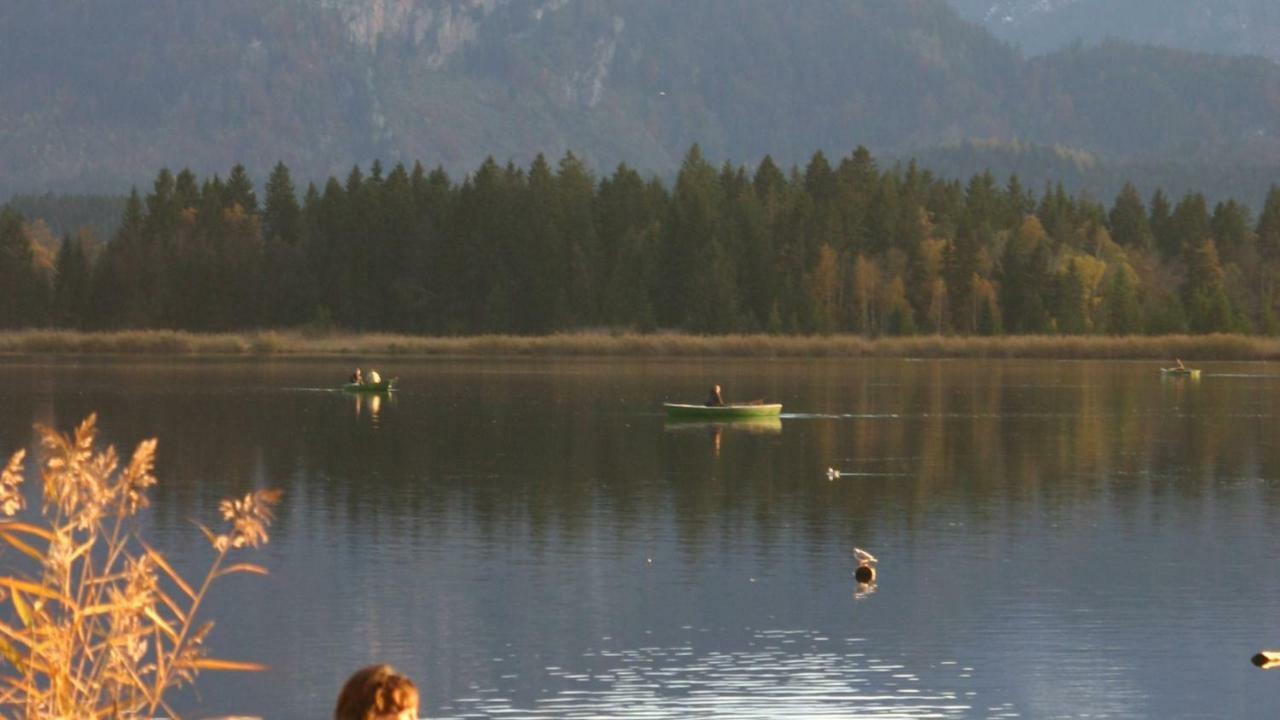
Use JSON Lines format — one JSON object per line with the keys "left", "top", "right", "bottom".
{"left": 0, "top": 415, "right": 278, "bottom": 718}
{"left": 1, "top": 329, "right": 1279, "bottom": 360}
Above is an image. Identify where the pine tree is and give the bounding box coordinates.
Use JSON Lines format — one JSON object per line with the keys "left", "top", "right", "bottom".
{"left": 0, "top": 207, "right": 40, "bottom": 327}
{"left": 1104, "top": 264, "right": 1142, "bottom": 335}
{"left": 262, "top": 162, "right": 300, "bottom": 245}
{"left": 1149, "top": 190, "right": 1174, "bottom": 259}
{"left": 174, "top": 169, "right": 200, "bottom": 211}
{"left": 658, "top": 145, "right": 727, "bottom": 330}
{"left": 1258, "top": 186, "right": 1280, "bottom": 263}
{"left": 1169, "top": 193, "right": 1211, "bottom": 259}
{"left": 224, "top": 164, "right": 259, "bottom": 214}
{"left": 1184, "top": 238, "right": 1231, "bottom": 334}
{"left": 1108, "top": 183, "right": 1152, "bottom": 250}
{"left": 998, "top": 217, "right": 1051, "bottom": 334}
{"left": 1210, "top": 199, "right": 1250, "bottom": 261}
{"left": 53, "top": 233, "right": 90, "bottom": 327}
{"left": 556, "top": 151, "right": 600, "bottom": 326}
{"left": 1053, "top": 262, "right": 1087, "bottom": 335}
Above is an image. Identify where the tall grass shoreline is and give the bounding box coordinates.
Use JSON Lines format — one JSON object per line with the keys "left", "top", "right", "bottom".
{"left": 2, "top": 329, "right": 1279, "bottom": 360}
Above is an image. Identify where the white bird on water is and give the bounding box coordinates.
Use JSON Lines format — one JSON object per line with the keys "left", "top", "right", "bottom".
{"left": 853, "top": 547, "right": 878, "bottom": 566}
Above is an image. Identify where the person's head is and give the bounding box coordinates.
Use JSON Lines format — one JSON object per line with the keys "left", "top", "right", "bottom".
{"left": 713, "top": 384, "right": 721, "bottom": 394}
{"left": 335, "top": 664, "right": 419, "bottom": 720}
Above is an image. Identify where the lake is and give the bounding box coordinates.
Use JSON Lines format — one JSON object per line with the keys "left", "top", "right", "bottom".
{"left": 2, "top": 357, "right": 1279, "bottom": 719}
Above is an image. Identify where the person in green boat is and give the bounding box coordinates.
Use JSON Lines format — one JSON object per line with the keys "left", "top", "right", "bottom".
{"left": 350, "top": 368, "right": 363, "bottom": 385}
{"left": 368, "top": 369, "right": 382, "bottom": 385}
{"left": 705, "top": 384, "right": 725, "bottom": 407}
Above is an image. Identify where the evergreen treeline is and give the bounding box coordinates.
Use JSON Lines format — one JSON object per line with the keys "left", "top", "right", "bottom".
{"left": 4, "top": 146, "right": 1280, "bottom": 336}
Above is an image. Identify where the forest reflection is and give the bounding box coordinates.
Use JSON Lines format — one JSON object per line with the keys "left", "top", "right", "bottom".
{"left": 7, "top": 359, "right": 1274, "bottom": 558}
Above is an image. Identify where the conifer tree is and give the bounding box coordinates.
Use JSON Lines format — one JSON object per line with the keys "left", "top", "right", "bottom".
{"left": 659, "top": 145, "right": 726, "bottom": 330}
{"left": 1170, "top": 193, "right": 1211, "bottom": 259}
{"left": 224, "top": 164, "right": 259, "bottom": 214}
{"left": 263, "top": 162, "right": 300, "bottom": 245}
{"left": 998, "top": 217, "right": 1051, "bottom": 334}
{"left": 1210, "top": 199, "right": 1250, "bottom": 260}
{"left": 1184, "top": 238, "right": 1231, "bottom": 334}
{"left": 0, "top": 207, "right": 41, "bottom": 327}
{"left": 1104, "top": 264, "right": 1142, "bottom": 335}
{"left": 53, "top": 233, "right": 90, "bottom": 327}
{"left": 1149, "top": 189, "right": 1174, "bottom": 259}
{"left": 1053, "top": 262, "right": 1087, "bottom": 335}
{"left": 174, "top": 169, "right": 200, "bottom": 211}
{"left": 1258, "top": 186, "right": 1280, "bottom": 264}
{"left": 1108, "top": 183, "right": 1152, "bottom": 250}
{"left": 556, "top": 152, "right": 600, "bottom": 326}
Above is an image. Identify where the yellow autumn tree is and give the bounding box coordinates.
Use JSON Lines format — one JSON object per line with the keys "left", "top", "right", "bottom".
{"left": 807, "top": 243, "right": 841, "bottom": 333}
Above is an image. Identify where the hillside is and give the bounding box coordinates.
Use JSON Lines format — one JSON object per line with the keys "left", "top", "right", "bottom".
{"left": 947, "top": 0, "right": 1280, "bottom": 61}
{"left": 2, "top": 0, "right": 1279, "bottom": 203}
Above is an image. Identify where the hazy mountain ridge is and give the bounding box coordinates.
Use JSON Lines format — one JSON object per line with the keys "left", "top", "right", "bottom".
{"left": 2, "top": 0, "right": 1279, "bottom": 204}
{"left": 948, "top": 0, "right": 1280, "bottom": 60}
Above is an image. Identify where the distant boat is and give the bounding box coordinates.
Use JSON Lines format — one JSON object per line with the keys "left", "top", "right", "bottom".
{"left": 342, "top": 378, "right": 397, "bottom": 392}
{"left": 662, "top": 402, "right": 782, "bottom": 419}
{"left": 1160, "top": 367, "right": 1200, "bottom": 379}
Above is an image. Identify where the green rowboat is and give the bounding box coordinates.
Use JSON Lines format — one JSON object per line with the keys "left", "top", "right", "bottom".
{"left": 342, "top": 379, "right": 397, "bottom": 392}
{"left": 663, "top": 402, "right": 782, "bottom": 419}
{"left": 1160, "top": 367, "right": 1200, "bottom": 379}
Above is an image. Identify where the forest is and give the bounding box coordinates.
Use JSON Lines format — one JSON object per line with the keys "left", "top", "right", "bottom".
{"left": 2, "top": 145, "right": 1278, "bottom": 338}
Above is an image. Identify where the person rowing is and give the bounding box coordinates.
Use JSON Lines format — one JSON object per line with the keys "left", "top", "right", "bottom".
{"left": 705, "top": 384, "right": 725, "bottom": 407}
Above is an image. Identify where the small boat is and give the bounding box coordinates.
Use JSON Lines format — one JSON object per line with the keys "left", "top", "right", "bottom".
{"left": 342, "top": 378, "right": 397, "bottom": 392}
{"left": 1160, "top": 367, "right": 1200, "bottom": 379}
{"left": 663, "top": 402, "right": 782, "bottom": 419}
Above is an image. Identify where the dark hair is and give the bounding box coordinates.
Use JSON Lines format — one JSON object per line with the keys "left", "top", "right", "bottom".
{"left": 334, "top": 664, "right": 419, "bottom": 720}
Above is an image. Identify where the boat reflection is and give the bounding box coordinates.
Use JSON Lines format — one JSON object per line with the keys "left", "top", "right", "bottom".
{"left": 351, "top": 390, "right": 390, "bottom": 423}
{"left": 664, "top": 417, "right": 782, "bottom": 457}
{"left": 662, "top": 417, "right": 783, "bottom": 435}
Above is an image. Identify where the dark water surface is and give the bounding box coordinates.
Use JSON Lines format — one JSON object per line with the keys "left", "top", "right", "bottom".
{"left": 2, "top": 358, "right": 1280, "bottom": 719}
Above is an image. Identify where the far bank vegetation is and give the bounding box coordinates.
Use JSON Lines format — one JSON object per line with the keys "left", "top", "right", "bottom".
{"left": 2, "top": 329, "right": 1279, "bottom": 360}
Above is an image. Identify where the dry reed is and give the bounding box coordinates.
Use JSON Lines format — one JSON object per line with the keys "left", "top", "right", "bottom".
{"left": 0, "top": 415, "right": 279, "bottom": 719}
{"left": 1, "top": 329, "right": 1279, "bottom": 360}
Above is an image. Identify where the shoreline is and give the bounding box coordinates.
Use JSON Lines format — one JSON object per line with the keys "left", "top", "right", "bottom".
{"left": 1, "top": 329, "right": 1278, "bottom": 360}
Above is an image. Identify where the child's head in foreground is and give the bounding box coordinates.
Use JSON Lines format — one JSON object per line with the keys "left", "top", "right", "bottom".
{"left": 334, "top": 664, "right": 419, "bottom": 720}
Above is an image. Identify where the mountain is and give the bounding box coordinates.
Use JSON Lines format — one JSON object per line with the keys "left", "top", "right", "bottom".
{"left": 947, "top": 0, "right": 1280, "bottom": 61}
{"left": 2, "top": 0, "right": 1279, "bottom": 205}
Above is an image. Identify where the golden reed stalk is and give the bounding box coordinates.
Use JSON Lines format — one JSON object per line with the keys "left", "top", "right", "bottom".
{"left": 0, "top": 415, "right": 279, "bottom": 719}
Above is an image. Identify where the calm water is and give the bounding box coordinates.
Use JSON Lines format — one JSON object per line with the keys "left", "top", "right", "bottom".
{"left": 2, "top": 358, "right": 1280, "bottom": 719}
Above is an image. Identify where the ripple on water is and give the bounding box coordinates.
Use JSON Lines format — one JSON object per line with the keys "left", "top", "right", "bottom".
{"left": 437, "top": 629, "right": 977, "bottom": 719}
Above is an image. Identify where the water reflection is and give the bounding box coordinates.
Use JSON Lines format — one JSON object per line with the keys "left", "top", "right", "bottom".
{"left": 664, "top": 417, "right": 783, "bottom": 458}
{"left": 1, "top": 359, "right": 1279, "bottom": 719}
{"left": 663, "top": 418, "right": 784, "bottom": 435}
{"left": 440, "top": 629, "right": 970, "bottom": 719}
{"left": 350, "top": 389, "right": 389, "bottom": 425}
